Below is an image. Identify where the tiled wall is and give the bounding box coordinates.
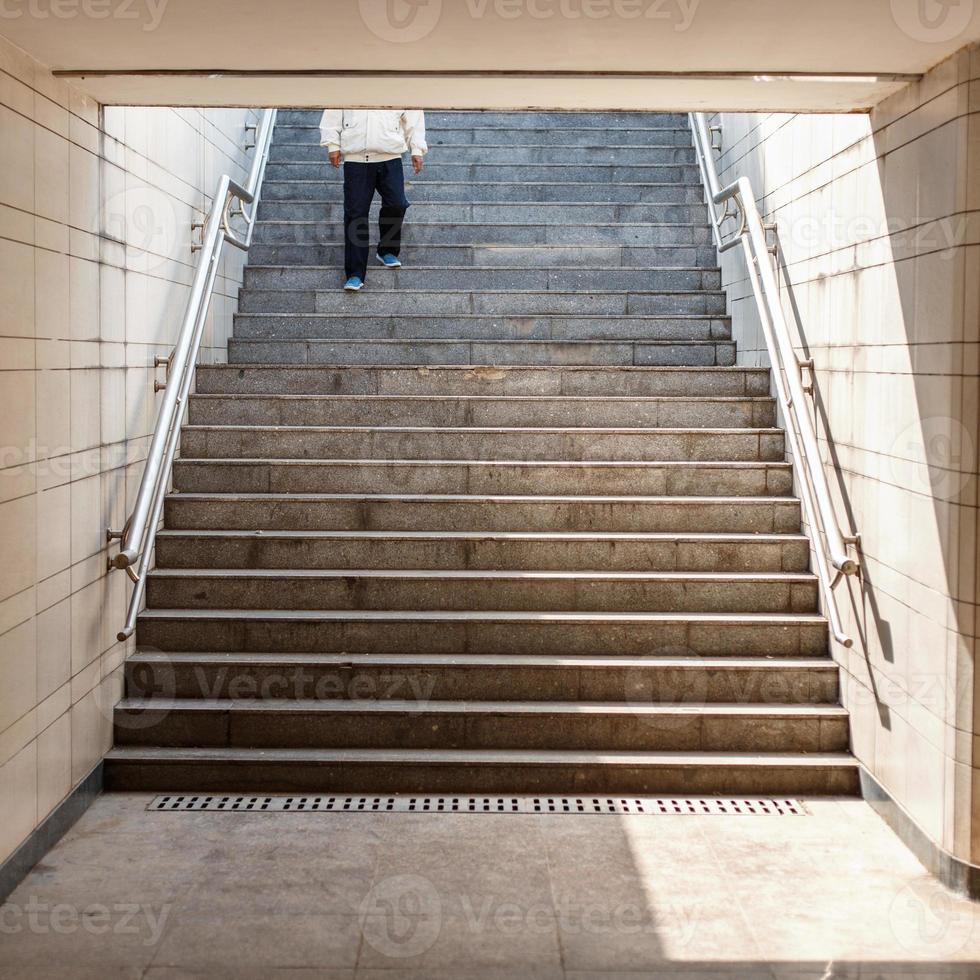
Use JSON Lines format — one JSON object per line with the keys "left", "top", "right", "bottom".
{"left": 713, "top": 46, "right": 979, "bottom": 864}
{"left": 0, "top": 34, "right": 258, "bottom": 864}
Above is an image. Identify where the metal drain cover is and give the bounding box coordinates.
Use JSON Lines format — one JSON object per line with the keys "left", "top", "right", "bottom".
{"left": 148, "top": 795, "right": 806, "bottom": 815}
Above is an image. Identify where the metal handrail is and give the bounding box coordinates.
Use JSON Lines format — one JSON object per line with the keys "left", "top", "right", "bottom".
{"left": 107, "top": 109, "right": 278, "bottom": 641}
{"left": 688, "top": 112, "right": 860, "bottom": 648}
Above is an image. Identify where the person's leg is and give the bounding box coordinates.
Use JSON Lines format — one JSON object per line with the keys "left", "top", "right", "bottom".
{"left": 376, "top": 158, "right": 410, "bottom": 261}
{"left": 343, "top": 161, "right": 375, "bottom": 281}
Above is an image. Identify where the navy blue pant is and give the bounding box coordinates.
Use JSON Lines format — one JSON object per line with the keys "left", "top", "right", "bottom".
{"left": 343, "top": 159, "right": 410, "bottom": 281}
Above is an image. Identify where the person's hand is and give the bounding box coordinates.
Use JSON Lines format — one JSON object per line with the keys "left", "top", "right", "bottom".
{"left": 329, "top": 151, "right": 342, "bottom": 169}
{"left": 411, "top": 155, "right": 424, "bottom": 175}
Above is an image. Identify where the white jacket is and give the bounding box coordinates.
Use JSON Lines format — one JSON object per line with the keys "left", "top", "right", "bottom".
{"left": 319, "top": 109, "right": 428, "bottom": 164}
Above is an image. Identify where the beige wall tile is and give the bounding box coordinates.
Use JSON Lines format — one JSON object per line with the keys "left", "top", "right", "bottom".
{"left": 719, "top": 50, "right": 980, "bottom": 865}
{"left": 35, "top": 597, "right": 70, "bottom": 703}
{"left": 0, "top": 740, "right": 37, "bottom": 864}
{"left": 0, "top": 237, "right": 36, "bottom": 338}
{"left": 69, "top": 474, "right": 103, "bottom": 567}
{"left": 0, "top": 494, "right": 36, "bottom": 604}
{"left": 34, "top": 125, "right": 68, "bottom": 225}
{"left": 0, "top": 104, "right": 35, "bottom": 214}
{"left": 0, "top": 370, "right": 37, "bottom": 470}
{"left": 0, "top": 618, "right": 37, "bottom": 734}
{"left": 35, "top": 483, "right": 70, "bottom": 583}
{"left": 35, "top": 709, "right": 70, "bottom": 821}
{"left": 34, "top": 247, "right": 70, "bottom": 341}
{"left": 0, "top": 33, "right": 281, "bottom": 864}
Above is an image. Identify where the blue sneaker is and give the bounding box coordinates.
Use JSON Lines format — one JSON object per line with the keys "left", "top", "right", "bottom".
{"left": 376, "top": 253, "right": 402, "bottom": 268}
{"left": 343, "top": 277, "right": 363, "bottom": 291}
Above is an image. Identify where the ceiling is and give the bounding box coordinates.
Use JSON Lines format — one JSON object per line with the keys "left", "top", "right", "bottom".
{"left": 2, "top": 0, "right": 978, "bottom": 110}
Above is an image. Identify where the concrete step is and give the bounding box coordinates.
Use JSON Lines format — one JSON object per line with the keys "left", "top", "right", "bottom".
{"left": 125, "top": 651, "right": 838, "bottom": 703}
{"left": 227, "top": 338, "right": 736, "bottom": 367}
{"left": 114, "top": 697, "right": 848, "bottom": 753}
{"left": 263, "top": 181, "right": 706, "bottom": 204}
{"left": 195, "top": 364, "right": 771, "bottom": 398}
{"left": 273, "top": 128, "right": 696, "bottom": 150}
{"left": 103, "top": 745, "right": 860, "bottom": 795}
{"left": 257, "top": 202, "right": 712, "bottom": 224}
{"left": 237, "top": 288, "right": 730, "bottom": 318}
{"left": 242, "top": 266, "right": 721, "bottom": 292}
{"left": 265, "top": 162, "right": 703, "bottom": 183}
{"left": 231, "top": 313, "right": 731, "bottom": 342}
{"left": 135, "top": 608, "right": 830, "bottom": 657}
{"left": 186, "top": 394, "right": 774, "bottom": 428}
{"left": 145, "top": 569, "right": 819, "bottom": 614}
{"left": 179, "top": 424, "right": 784, "bottom": 462}
{"left": 153, "top": 530, "right": 811, "bottom": 572}
{"left": 270, "top": 141, "right": 698, "bottom": 160}
{"left": 163, "top": 493, "right": 802, "bottom": 534}
{"left": 246, "top": 244, "right": 720, "bottom": 268}
{"left": 275, "top": 109, "right": 690, "bottom": 127}
{"left": 171, "top": 459, "right": 793, "bottom": 497}
{"left": 252, "top": 221, "right": 714, "bottom": 246}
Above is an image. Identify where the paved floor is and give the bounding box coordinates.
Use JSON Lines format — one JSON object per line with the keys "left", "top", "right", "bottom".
{"left": 0, "top": 794, "right": 978, "bottom": 979}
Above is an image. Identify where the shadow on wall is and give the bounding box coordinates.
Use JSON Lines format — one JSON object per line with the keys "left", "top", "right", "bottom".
{"left": 757, "top": 98, "right": 978, "bottom": 804}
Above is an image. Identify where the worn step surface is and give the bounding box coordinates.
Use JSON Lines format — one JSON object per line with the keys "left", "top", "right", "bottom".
{"left": 180, "top": 425, "right": 782, "bottom": 462}
{"left": 154, "top": 530, "right": 811, "bottom": 572}
{"left": 243, "top": 265, "right": 721, "bottom": 291}
{"left": 238, "top": 288, "right": 729, "bottom": 316}
{"left": 115, "top": 698, "right": 848, "bottom": 753}
{"left": 111, "top": 109, "right": 852, "bottom": 797}
{"left": 186, "top": 394, "right": 772, "bottom": 428}
{"left": 228, "top": 338, "right": 736, "bottom": 367}
{"left": 135, "top": 609, "right": 830, "bottom": 657}
{"left": 145, "top": 569, "right": 819, "bottom": 613}
{"left": 259, "top": 202, "right": 716, "bottom": 224}
{"left": 195, "top": 364, "right": 772, "bottom": 397}
{"left": 105, "top": 746, "right": 859, "bottom": 795}
{"left": 271, "top": 141, "right": 700, "bottom": 160}
{"left": 253, "top": 221, "right": 714, "bottom": 246}
{"left": 164, "top": 493, "right": 802, "bottom": 533}
{"left": 125, "top": 651, "right": 839, "bottom": 702}
{"left": 247, "top": 244, "right": 722, "bottom": 268}
{"left": 171, "top": 459, "right": 793, "bottom": 496}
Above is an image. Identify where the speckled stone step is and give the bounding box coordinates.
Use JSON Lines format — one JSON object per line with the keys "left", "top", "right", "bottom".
{"left": 144, "top": 569, "right": 819, "bottom": 614}
{"left": 231, "top": 313, "right": 731, "bottom": 341}
{"left": 194, "top": 364, "right": 771, "bottom": 397}
{"left": 246, "top": 244, "right": 721, "bottom": 268}
{"left": 186, "top": 394, "right": 773, "bottom": 428}
{"left": 124, "top": 651, "right": 839, "bottom": 703}
{"left": 163, "top": 493, "right": 803, "bottom": 534}
{"left": 104, "top": 746, "right": 860, "bottom": 795}
{"left": 242, "top": 265, "right": 721, "bottom": 291}
{"left": 153, "top": 530, "right": 811, "bottom": 572}
{"left": 179, "top": 424, "right": 782, "bottom": 462}
{"left": 135, "top": 609, "right": 829, "bottom": 657}
{"left": 114, "top": 697, "right": 848, "bottom": 753}
{"left": 257, "top": 201, "right": 714, "bottom": 223}
{"left": 270, "top": 140, "right": 699, "bottom": 159}
{"left": 170, "top": 458, "right": 792, "bottom": 496}
{"left": 227, "top": 339, "right": 736, "bottom": 367}
{"left": 252, "top": 221, "right": 714, "bottom": 246}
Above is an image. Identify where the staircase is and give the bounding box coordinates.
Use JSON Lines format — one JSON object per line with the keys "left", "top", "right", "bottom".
{"left": 105, "top": 110, "right": 857, "bottom": 795}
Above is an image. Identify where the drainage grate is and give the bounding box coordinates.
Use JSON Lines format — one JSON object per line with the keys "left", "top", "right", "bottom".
{"left": 148, "top": 795, "right": 806, "bottom": 816}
